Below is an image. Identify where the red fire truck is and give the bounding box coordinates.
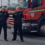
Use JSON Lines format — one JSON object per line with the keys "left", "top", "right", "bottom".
{"left": 7, "top": 0, "right": 45, "bottom": 36}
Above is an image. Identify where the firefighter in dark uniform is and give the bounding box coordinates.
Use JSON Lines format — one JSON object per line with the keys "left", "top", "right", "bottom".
{"left": 12, "top": 7, "right": 24, "bottom": 42}
{"left": 0, "top": 7, "right": 9, "bottom": 41}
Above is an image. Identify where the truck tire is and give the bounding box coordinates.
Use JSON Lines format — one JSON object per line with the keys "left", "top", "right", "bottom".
{"left": 38, "top": 21, "right": 45, "bottom": 36}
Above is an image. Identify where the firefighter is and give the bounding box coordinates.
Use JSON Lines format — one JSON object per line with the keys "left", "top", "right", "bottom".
{"left": 0, "top": 7, "right": 9, "bottom": 41}
{"left": 12, "top": 7, "right": 24, "bottom": 42}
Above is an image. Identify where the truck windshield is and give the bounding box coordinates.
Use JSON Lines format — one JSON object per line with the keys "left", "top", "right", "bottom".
{"left": 7, "top": 0, "right": 28, "bottom": 10}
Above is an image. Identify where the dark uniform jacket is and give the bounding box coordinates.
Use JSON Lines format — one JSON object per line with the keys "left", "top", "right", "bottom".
{"left": 13, "top": 11, "right": 23, "bottom": 23}
{"left": 0, "top": 11, "right": 9, "bottom": 22}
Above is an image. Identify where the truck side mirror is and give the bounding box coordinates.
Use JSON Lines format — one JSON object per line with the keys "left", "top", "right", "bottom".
{"left": 31, "top": 0, "right": 38, "bottom": 8}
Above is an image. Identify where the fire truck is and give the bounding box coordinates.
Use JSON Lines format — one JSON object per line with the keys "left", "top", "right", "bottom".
{"left": 7, "top": 0, "right": 45, "bottom": 36}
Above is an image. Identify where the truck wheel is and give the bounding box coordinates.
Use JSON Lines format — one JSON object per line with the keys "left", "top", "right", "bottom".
{"left": 38, "top": 21, "right": 45, "bottom": 36}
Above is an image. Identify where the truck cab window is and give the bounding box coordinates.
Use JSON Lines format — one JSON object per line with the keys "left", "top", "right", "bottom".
{"left": 38, "top": 0, "right": 42, "bottom": 6}
{"left": 31, "top": 0, "right": 42, "bottom": 8}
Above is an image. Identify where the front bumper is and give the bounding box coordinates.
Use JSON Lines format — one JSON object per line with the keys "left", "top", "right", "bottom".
{"left": 22, "top": 21, "right": 38, "bottom": 32}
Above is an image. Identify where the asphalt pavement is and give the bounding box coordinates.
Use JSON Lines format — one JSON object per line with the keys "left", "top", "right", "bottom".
{"left": 0, "top": 28, "right": 45, "bottom": 45}
{"left": 0, "top": 9, "right": 1, "bottom": 11}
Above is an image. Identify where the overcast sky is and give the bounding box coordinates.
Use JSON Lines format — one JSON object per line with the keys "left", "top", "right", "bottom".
{"left": 0, "top": 0, "right": 8, "bottom": 6}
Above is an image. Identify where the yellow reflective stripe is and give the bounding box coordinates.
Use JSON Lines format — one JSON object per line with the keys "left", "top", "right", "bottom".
{"left": 10, "top": 11, "right": 15, "bottom": 13}
{"left": 28, "top": 9, "right": 45, "bottom": 13}
{"left": 8, "top": 11, "right": 15, "bottom": 13}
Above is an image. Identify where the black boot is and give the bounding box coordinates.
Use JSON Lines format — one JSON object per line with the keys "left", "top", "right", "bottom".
{"left": 21, "top": 40, "right": 24, "bottom": 42}
{"left": 4, "top": 39, "right": 8, "bottom": 41}
{"left": 12, "top": 38, "right": 16, "bottom": 41}
{"left": 4, "top": 37, "right": 8, "bottom": 41}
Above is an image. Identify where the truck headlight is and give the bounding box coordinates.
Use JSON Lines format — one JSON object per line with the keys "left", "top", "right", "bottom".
{"left": 22, "top": 23, "right": 30, "bottom": 26}
{"left": 22, "top": 23, "right": 27, "bottom": 26}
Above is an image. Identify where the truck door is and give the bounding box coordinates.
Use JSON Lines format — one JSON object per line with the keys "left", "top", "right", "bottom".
{"left": 30, "top": 0, "right": 42, "bottom": 20}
